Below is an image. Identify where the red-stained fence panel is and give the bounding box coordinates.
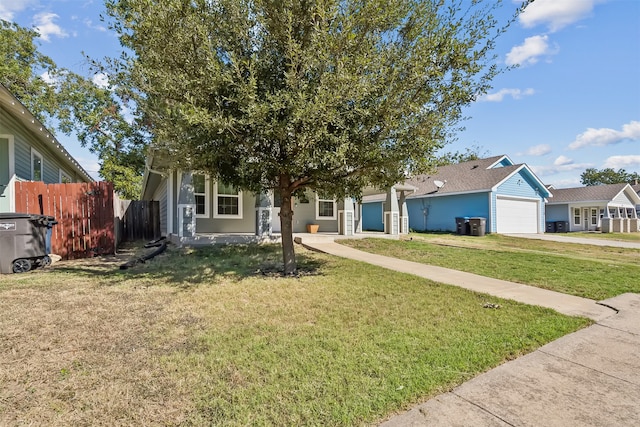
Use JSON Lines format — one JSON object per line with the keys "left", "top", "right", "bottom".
{"left": 14, "top": 181, "right": 115, "bottom": 259}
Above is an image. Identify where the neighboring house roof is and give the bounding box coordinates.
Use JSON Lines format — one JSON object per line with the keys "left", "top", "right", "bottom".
{"left": 408, "top": 155, "right": 550, "bottom": 198}
{"left": 633, "top": 184, "right": 640, "bottom": 196}
{"left": 546, "top": 183, "right": 640, "bottom": 205}
{"left": 0, "top": 83, "right": 93, "bottom": 182}
{"left": 362, "top": 155, "right": 550, "bottom": 202}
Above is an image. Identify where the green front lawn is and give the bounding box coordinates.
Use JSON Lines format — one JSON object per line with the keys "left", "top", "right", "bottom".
{"left": 339, "top": 234, "right": 640, "bottom": 300}
{"left": 0, "top": 244, "right": 588, "bottom": 426}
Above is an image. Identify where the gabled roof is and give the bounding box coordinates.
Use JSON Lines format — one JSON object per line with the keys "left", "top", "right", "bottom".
{"left": 0, "top": 83, "right": 92, "bottom": 182}
{"left": 403, "top": 155, "right": 550, "bottom": 199}
{"left": 547, "top": 183, "right": 640, "bottom": 205}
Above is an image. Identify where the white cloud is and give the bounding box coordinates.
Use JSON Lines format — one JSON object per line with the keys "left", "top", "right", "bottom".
{"left": 92, "top": 73, "right": 109, "bottom": 89}
{"left": 84, "top": 18, "right": 107, "bottom": 32}
{"left": 603, "top": 155, "right": 640, "bottom": 169}
{"left": 568, "top": 121, "right": 640, "bottom": 150}
{"left": 478, "top": 88, "right": 535, "bottom": 102}
{"left": 520, "top": 144, "right": 552, "bottom": 156}
{"left": 506, "top": 35, "right": 557, "bottom": 66}
{"left": 547, "top": 177, "right": 583, "bottom": 189}
{"left": 554, "top": 155, "right": 573, "bottom": 166}
{"left": 0, "top": 0, "right": 37, "bottom": 21}
{"left": 531, "top": 156, "right": 591, "bottom": 176}
{"left": 40, "top": 71, "right": 57, "bottom": 85}
{"left": 34, "top": 12, "right": 68, "bottom": 42}
{"left": 519, "top": 0, "right": 600, "bottom": 32}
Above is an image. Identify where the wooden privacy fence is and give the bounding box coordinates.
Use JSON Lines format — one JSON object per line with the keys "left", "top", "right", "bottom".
{"left": 15, "top": 181, "right": 115, "bottom": 260}
{"left": 115, "top": 199, "right": 160, "bottom": 242}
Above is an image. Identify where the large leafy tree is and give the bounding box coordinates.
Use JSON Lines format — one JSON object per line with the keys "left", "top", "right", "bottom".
{"left": 0, "top": 19, "right": 145, "bottom": 198}
{"left": 581, "top": 167, "right": 640, "bottom": 186}
{"left": 105, "top": 0, "right": 529, "bottom": 274}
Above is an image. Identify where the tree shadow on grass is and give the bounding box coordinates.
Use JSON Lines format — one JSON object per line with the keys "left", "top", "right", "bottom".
{"left": 52, "top": 243, "right": 327, "bottom": 287}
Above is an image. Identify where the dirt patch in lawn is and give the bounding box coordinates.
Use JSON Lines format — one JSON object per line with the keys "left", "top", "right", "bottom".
{"left": 0, "top": 256, "right": 202, "bottom": 425}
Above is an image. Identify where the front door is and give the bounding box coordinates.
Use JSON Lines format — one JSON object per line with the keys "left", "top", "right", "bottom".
{"left": 583, "top": 208, "right": 590, "bottom": 231}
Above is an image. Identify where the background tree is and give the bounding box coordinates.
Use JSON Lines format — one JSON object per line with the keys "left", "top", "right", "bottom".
{"left": 580, "top": 167, "right": 640, "bottom": 186}
{"left": 0, "top": 19, "right": 145, "bottom": 198}
{"left": 435, "top": 145, "right": 490, "bottom": 166}
{"left": 105, "top": 0, "right": 530, "bottom": 274}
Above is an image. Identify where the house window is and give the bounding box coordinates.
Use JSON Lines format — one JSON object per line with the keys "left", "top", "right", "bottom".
{"left": 591, "top": 208, "right": 598, "bottom": 226}
{"left": 316, "top": 195, "right": 336, "bottom": 220}
{"left": 31, "top": 148, "right": 43, "bottom": 181}
{"left": 192, "top": 174, "right": 209, "bottom": 218}
{"left": 59, "top": 170, "right": 72, "bottom": 183}
{"left": 573, "top": 208, "right": 580, "bottom": 226}
{"left": 214, "top": 181, "right": 242, "bottom": 218}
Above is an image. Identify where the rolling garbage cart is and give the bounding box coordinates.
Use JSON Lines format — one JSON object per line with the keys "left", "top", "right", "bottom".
{"left": 0, "top": 213, "right": 57, "bottom": 274}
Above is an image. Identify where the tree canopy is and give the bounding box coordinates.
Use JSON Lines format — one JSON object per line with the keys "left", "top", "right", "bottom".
{"left": 0, "top": 19, "right": 145, "bottom": 198}
{"left": 580, "top": 167, "right": 640, "bottom": 186}
{"left": 435, "top": 145, "right": 490, "bottom": 166}
{"left": 105, "top": 0, "right": 529, "bottom": 273}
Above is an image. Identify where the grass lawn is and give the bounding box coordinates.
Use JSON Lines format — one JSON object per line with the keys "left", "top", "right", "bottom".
{"left": 339, "top": 233, "right": 640, "bottom": 300}
{"left": 557, "top": 232, "right": 640, "bottom": 242}
{"left": 0, "top": 243, "right": 588, "bottom": 426}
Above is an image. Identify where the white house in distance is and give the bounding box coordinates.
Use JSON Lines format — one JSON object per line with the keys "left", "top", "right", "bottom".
{"left": 545, "top": 183, "right": 640, "bottom": 233}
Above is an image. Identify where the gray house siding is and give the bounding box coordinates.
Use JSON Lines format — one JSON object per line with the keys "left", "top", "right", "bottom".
{"left": 196, "top": 191, "right": 256, "bottom": 233}
{"left": 2, "top": 110, "right": 80, "bottom": 183}
{"left": 0, "top": 137, "right": 10, "bottom": 212}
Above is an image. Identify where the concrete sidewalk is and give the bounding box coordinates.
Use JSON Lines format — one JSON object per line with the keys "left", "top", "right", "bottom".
{"left": 302, "top": 241, "right": 615, "bottom": 321}
{"left": 380, "top": 293, "right": 640, "bottom": 427}
{"left": 298, "top": 239, "right": 639, "bottom": 426}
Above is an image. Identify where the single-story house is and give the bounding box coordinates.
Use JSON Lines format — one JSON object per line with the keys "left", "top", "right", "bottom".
{"left": 140, "top": 150, "right": 411, "bottom": 244}
{"left": 362, "top": 155, "right": 551, "bottom": 234}
{"left": 545, "top": 183, "right": 640, "bottom": 232}
{"left": 0, "top": 83, "right": 93, "bottom": 213}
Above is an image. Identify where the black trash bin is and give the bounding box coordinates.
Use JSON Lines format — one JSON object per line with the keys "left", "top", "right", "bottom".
{"left": 455, "top": 217, "right": 470, "bottom": 235}
{"left": 555, "top": 221, "right": 569, "bottom": 233}
{"left": 469, "top": 217, "right": 486, "bottom": 236}
{"left": 0, "top": 213, "right": 56, "bottom": 274}
{"left": 546, "top": 221, "right": 557, "bottom": 233}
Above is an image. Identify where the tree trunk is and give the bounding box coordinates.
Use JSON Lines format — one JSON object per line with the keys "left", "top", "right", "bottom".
{"left": 279, "top": 176, "right": 297, "bottom": 275}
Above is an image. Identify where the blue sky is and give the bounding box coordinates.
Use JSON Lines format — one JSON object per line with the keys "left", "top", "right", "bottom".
{"left": 1, "top": 0, "right": 639, "bottom": 187}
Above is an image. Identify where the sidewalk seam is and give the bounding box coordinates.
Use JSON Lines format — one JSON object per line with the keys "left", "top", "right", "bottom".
{"left": 450, "top": 391, "right": 516, "bottom": 426}
{"left": 537, "top": 347, "right": 640, "bottom": 387}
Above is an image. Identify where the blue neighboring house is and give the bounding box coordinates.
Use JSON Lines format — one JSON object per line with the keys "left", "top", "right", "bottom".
{"left": 362, "top": 155, "right": 551, "bottom": 234}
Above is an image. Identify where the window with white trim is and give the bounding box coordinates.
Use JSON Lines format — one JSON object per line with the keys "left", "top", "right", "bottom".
{"left": 193, "top": 174, "right": 210, "bottom": 218}
{"left": 316, "top": 194, "right": 336, "bottom": 220}
{"left": 590, "top": 208, "right": 598, "bottom": 226}
{"left": 31, "top": 148, "right": 43, "bottom": 181}
{"left": 214, "top": 181, "right": 242, "bottom": 218}
{"left": 59, "top": 169, "right": 72, "bottom": 183}
{"left": 573, "top": 208, "right": 580, "bottom": 226}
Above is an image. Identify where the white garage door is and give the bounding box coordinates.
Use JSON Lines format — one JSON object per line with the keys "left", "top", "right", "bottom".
{"left": 496, "top": 197, "right": 539, "bottom": 234}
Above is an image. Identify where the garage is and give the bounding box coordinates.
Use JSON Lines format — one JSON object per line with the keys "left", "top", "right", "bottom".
{"left": 496, "top": 197, "right": 539, "bottom": 234}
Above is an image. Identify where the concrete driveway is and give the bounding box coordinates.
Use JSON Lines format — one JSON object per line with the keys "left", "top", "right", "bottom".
{"left": 506, "top": 233, "right": 640, "bottom": 249}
